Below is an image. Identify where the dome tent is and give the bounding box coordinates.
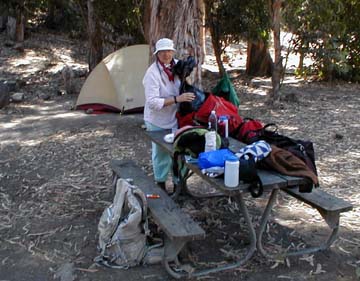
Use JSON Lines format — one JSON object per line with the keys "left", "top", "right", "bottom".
{"left": 76, "top": 44, "right": 149, "bottom": 114}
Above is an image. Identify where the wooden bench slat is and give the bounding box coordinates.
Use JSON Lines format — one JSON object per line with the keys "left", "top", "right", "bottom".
{"left": 282, "top": 187, "right": 353, "bottom": 213}
{"left": 257, "top": 170, "right": 290, "bottom": 190}
{"left": 110, "top": 159, "right": 205, "bottom": 241}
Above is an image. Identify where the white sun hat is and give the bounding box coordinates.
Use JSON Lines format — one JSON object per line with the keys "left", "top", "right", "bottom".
{"left": 153, "top": 38, "right": 176, "bottom": 55}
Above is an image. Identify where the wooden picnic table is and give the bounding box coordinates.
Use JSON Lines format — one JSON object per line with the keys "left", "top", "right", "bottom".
{"left": 111, "top": 129, "right": 352, "bottom": 279}
{"left": 145, "top": 129, "right": 309, "bottom": 195}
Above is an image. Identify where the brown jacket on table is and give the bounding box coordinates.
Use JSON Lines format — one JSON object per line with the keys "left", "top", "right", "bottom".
{"left": 262, "top": 145, "right": 319, "bottom": 187}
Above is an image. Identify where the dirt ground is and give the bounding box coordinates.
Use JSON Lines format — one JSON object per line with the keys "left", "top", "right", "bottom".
{"left": 0, "top": 29, "right": 359, "bottom": 281}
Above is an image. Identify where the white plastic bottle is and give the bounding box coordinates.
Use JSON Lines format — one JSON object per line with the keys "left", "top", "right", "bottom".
{"left": 204, "top": 131, "right": 217, "bottom": 152}
{"left": 224, "top": 155, "right": 239, "bottom": 188}
{"left": 208, "top": 110, "right": 218, "bottom": 132}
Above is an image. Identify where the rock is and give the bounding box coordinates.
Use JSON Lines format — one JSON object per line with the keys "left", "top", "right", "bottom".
{"left": 73, "top": 67, "right": 88, "bottom": 78}
{"left": 61, "top": 65, "right": 75, "bottom": 95}
{"left": 280, "top": 92, "right": 299, "bottom": 103}
{"left": 57, "top": 89, "right": 67, "bottom": 96}
{"left": 10, "top": 92, "right": 24, "bottom": 103}
{"left": 249, "top": 78, "right": 272, "bottom": 89}
{"left": 0, "top": 15, "right": 7, "bottom": 31}
{"left": 38, "top": 92, "right": 51, "bottom": 100}
{"left": 334, "top": 133, "right": 344, "bottom": 140}
{"left": 8, "top": 81, "right": 17, "bottom": 92}
{"left": 0, "top": 81, "right": 11, "bottom": 108}
{"left": 54, "top": 262, "right": 76, "bottom": 281}
{"left": 14, "top": 43, "right": 24, "bottom": 52}
{"left": 0, "top": 92, "right": 10, "bottom": 109}
{"left": 4, "top": 40, "right": 15, "bottom": 47}
{"left": 0, "top": 80, "right": 17, "bottom": 92}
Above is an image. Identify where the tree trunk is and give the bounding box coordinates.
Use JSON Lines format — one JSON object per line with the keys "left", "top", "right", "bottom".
{"left": 297, "top": 38, "right": 305, "bottom": 74}
{"left": 269, "top": 0, "right": 283, "bottom": 101}
{"left": 142, "top": 1, "right": 151, "bottom": 44}
{"left": 148, "top": 0, "right": 204, "bottom": 87}
{"left": 87, "top": 0, "right": 103, "bottom": 72}
{"left": 15, "top": 10, "right": 25, "bottom": 43}
{"left": 199, "top": 1, "right": 206, "bottom": 67}
{"left": 173, "top": 0, "right": 204, "bottom": 87}
{"left": 7, "top": 16, "right": 16, "bottom": 41}
{"left": 46, "top": 0, "right": 56, "bottom": 28}
{"left": 245, "top": 40, "right": 273, "bottom": 77}
{"left": 204, "top": 0, "right": 225, "bottom": 77}
{"left": 210, "top": 29, "right": 225, "bottom": 77}
{"left": 0, "top": 14, "right": 8, "bottom": 32}
{"left": 148, "top": 0, "right": 177, "bottom": 51}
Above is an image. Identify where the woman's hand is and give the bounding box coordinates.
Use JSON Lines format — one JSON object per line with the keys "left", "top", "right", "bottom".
{"left": 177, "top": 92, "right": 195, "bottom": 103}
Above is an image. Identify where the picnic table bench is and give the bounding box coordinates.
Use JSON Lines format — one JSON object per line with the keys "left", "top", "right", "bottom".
{"left": 110, "top": 129, "right": 353, "bottom": 278}
{"left": 110, "top": 159, "right": 206, "bottom": 278}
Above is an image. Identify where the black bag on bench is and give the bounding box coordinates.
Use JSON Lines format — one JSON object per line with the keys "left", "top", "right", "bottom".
{"left": 244, "top": 123, "right": 318, "bottom": 175}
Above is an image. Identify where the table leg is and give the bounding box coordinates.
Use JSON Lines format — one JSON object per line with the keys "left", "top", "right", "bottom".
{"left": 163, "top": 192, "right": 257, "bottom": 278}
{"left": 171, "top": 155, "right": 192, "bottom": 199}
{"left": 257, "top": 189, "right": 341, "bottom": 259}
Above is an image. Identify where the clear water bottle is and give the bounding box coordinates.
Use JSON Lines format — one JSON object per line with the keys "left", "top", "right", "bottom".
{"left": 208, "top": 110, "right": 218, "bottom": 132}
{"left": 218, "top": 115, "right": 229, "bottom": 138}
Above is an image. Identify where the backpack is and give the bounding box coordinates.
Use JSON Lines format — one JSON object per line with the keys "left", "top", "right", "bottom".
{"left": 172, "top": 126, "right": 222, "bottom": 179}
{"left": 177, "top": 82, "right": 207, "bottom": 116}
{"left": 95, "top": 178, "right": 149, "bottom": 268}
{"left": 265, "top": 134, "right": 317, "bottom": 176}
{"left": 212, "top": 72, "right": 240, "bottom": 107}
{"left": 194, "top": 93, "right": 243, "bottom": 136}
{"left": 245, "top": 124, "right": 318, "bottom": 176}
{"left": 173, "top": 56, "right": 206, "bottom": 116}
{"left": 236, "top": 118, "right": 265, "bottom": 144}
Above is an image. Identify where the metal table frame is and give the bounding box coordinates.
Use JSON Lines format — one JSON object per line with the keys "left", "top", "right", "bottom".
{"left": 143, "top": 130, "right": 335, "bottom": 278}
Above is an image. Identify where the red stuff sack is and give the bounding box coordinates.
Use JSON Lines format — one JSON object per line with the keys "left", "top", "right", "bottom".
{"left": 194, "top": 93, "right": 242, "bottom": 136}
{"left": 236, "top": 118, "right": 264, "bottom": 144}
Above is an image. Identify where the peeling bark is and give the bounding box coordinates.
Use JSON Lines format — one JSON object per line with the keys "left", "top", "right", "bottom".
{"left": 246, "top": 40, "right": 273, "bottom": 77}
{"left": 269, "top": 0, "right": 283, "bottom": 101}
{"left": 87, "top": 0, "right": 103, "bottom": 72}
{"left": 148, "top": 0, "right": 204, "bottom": 86}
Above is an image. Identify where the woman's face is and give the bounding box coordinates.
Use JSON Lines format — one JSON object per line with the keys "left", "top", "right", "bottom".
{"left": 157, "top": 50, "right": 175, "bottom": 65}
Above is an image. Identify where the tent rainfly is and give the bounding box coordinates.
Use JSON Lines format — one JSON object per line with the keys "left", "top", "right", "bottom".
{"left": 76, "top": 44, "right": 149, "bottom": 114}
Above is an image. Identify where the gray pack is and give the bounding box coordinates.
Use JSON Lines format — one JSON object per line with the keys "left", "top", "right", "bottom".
{"left": 95, "top": 178, "right": 149, "bottom": 268}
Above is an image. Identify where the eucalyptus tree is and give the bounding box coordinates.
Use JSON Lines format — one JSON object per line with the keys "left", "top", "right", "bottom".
{"left": 146, "top": 0, "right": 204, "bottom": 87}
{"left": 204, "top": 0, "right": 273, "bottom": 77}
{"left": 2, "top": 0, "right": 28, "bottom": 43}
{"left": 268, "top": 0, "right": 282, "bottom": 101}
{"left": 283, "top": 0, "right": 360, "bottom": 81}
{"left": 79, "top": 0, "right": 146, "bottom": 71}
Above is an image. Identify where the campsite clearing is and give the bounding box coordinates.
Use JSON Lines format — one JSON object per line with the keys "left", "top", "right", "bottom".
{"left": 0, "top": 30, "right": 359, "bottom": 281}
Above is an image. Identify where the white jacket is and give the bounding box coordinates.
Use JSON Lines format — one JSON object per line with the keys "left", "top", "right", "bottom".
{"left": 143, "top": 60, "right": 181, "bottom": 129}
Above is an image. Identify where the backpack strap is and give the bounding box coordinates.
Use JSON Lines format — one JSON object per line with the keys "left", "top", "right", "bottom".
{"left": 242, "top": 122, "right": 277, "bottom": 144}
{"left": 238, "top": 156, "right": 264, "bottom": 198}
{"left": 248, "top": 176, "right": 263, "bottom": 198}
{"left": 131, "top": 186, "right": 150, "bottom": 236}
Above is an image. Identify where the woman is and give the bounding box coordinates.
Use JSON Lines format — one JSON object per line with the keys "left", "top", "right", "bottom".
{"left": 143, "top": 38, "right": 195, "bottom": 190}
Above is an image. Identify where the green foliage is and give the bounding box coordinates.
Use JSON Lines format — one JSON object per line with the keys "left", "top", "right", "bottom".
{"left": 1, "top": 0, "right": 145, "bottom": 44}
{"left": 284, "top": 0, "right": 360, "bottom": 81}
{"left": 94, "top": 0, "right": 145, "bottom": 45}
{"left": 205, "top": 0, "right": 271, "bottom": 52}
{"left": 1, "top": 0, "right": 85, "bottom": 35}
